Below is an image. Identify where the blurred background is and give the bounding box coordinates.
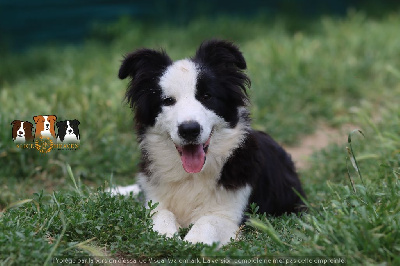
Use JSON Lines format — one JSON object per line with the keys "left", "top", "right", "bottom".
{"left": 1, "top": 0, "right": 399, "bottom": 207}
{"left": 1, "top": 0, "right": 399, "bottom": 51}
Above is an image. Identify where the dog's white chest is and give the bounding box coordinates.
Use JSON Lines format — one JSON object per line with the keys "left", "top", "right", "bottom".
{"left": 139, "top": 173, "right": 250, "bottom": 228}
{"left": 14, "top": 135, "right": 26, "bottom": 143}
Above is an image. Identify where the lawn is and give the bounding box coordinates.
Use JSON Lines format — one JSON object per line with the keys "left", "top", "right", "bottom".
{"left": 1, "top": 11, "right": 399, "bottom": 265}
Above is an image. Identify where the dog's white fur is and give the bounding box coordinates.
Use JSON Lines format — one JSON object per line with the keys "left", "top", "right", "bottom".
{"left": 113, "top": 59, "right": 251, "bottom": 245}
{"left": 14, "top": 122, "right": 26, "bottom": 143}
{"left": 158, "top": 60, "right": 216, "bottom": 148}
{"left": 110, "top": 184, "right": 141, "bottom": 196}
{"left": 40, "top": 116, "right": 53, "bottom": 138}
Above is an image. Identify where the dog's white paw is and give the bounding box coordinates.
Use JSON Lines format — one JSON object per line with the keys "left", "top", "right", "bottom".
{"left": 184, "top": 215, "right": 238, "bottom": 246}
{"left": 152, "top": 209, "right": 180, "bottom": 238}
{"left": 184, "top": 222, "right": 218, "bottom": 245}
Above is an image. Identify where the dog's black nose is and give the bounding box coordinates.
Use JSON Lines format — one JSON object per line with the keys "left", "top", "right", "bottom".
{"left": 178, "top": 121, "right": 201, "bottom": 142}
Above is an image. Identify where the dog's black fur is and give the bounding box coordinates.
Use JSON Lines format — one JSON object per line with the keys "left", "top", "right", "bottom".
{"left": 56, "top": 120, "right": 80, "bottom": 142}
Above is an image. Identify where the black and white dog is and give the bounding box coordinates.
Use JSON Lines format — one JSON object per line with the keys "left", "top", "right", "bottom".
{"left": 117, "top": 40, "right": 305, "bottom": 245}
{"left": 56, "top": 120, "right": 80, "bottom": 143}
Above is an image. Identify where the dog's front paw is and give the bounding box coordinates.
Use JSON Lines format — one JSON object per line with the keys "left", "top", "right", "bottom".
{"left": 184, "top": 215, "right": 238, "bottom": 246}
{"left": 184, "top": 223, "right": 218, "bottom": 245}
{"left": 152, "top": 209, "right": 180, "bottom": 238}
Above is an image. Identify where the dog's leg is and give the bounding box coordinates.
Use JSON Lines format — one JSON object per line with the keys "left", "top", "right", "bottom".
{"left": 152, "top": 209, "right": 180, "bottom": 238}
{"left": 184, "top": 215, "right": 238, "bottom": 246}
{"left": 108, "top": 184, "right": 141, "bottom": 196}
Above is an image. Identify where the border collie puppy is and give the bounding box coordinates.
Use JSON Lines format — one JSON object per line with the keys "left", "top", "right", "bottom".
{"left": 118, "top": 40, "right": 306, "bottom": 245}
{"left": 56, "top": 120, "right": 80, "bottom": 143}
{"left": 33, "top": 115, "right": 57, "bottom": 140}
{"left": 11, "top": 120, "right": 34, "bottom": 143}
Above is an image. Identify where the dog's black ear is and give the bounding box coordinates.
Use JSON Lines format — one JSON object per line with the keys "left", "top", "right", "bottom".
{"left": 118, "top": 48, "right": 172, "bottom": 111}
{"left": 194, "top": 39, "right": 250, "bottom": 102}
{"left": 72, "top": 119, "right": 80, "bottom": 126}
{"left": 118, "top": 48, "right": 172, "bottom": 80}
{"left": 194, "top": 39, "right": 247, "bottom": 70}
{"left": 56, "top": 121, "right": 62, "bottom": 128}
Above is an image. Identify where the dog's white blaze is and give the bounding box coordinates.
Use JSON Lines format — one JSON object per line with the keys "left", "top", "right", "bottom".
{"left": 14, "top": 122, "right": 26, "bottom": 143}
{"left": 43, "top": 115, "right": 50, "bottom": 130}
{"left": 66, "top": 121, "right": 73, "bottom": 136}
{"left": 40, "top": 115, "right": 53, "bottom": 138}
{"left": 159, "top": 59, "right": 198, "bottom": 101}
{"left": 17, "top": 122, "right": 25, "bottom": 137}
{"left": 158, "top": 59, "right": 217, "bottom": 145}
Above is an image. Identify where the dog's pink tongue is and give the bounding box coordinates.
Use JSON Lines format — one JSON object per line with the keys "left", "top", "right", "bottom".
{"left": 181, "top": 144, "right": 205, "bottom": 173}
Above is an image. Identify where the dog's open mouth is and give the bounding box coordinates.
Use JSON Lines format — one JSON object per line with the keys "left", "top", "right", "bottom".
{"left": 175, "top": 132, "right": 212, "bottom": 174}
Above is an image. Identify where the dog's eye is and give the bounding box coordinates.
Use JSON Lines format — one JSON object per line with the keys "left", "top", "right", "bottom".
{"left": 201, "top": 93, "right": 212, "bottom": 100}
{"left": 162, "top": 97, "right": 176, "bottom": 106}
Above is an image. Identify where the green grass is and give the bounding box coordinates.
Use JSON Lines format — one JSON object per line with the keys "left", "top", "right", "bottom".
{"left": 1, "top": 11, "right": 400, "bottom": 265}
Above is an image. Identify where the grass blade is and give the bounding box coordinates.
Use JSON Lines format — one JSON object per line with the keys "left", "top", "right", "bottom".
{"left": 248, "top": 218, "right": 292, "bottom": 248}
{"left": 346, "top": 147, "right": 357, "bottom": 193}
{"left": 44, "top": 211, "right": 67, "bottom": 266}
{"left": 347, "top": 129, "right": 365, "bottom": 186}
{"left": 62, "top": 237, "right": 97, "bottom": 252}
{"left": 3, "top": 199, "right": 33, "bottom": 213}
{"left": 66, "top": 164, "right": 82, "bottom": 196}
{"left": 74, "top": 243, "right": 108, "bottom": 259}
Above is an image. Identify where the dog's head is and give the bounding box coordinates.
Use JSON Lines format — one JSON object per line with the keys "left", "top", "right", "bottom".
{"left": 68, "top": 120, "right": 80, "bottom": 137}
{"left": 119, "top": 40, "right": 250, "bottom": 173}
{"left": 11, "top": 120, "right": 24, "bottom": 140}
{"left": 34, "top": 115, "right": 57, "bottom": 137}
{"left": 11, "top": 120, "right": 34, "bottom": 141}
{"left": 56, "top": 120, "right": 80, "bottom": 141}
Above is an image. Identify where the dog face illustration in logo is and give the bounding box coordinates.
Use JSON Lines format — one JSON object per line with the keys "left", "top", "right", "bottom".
{"left": 11, "top": 120, "right": 34, "bottom": 143}
{"left": 33, "top": 115, "right": 57, "bottom": 140}
{"left": 56, "top": 120, "right": 80, "bottom": 143}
